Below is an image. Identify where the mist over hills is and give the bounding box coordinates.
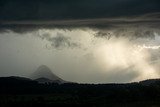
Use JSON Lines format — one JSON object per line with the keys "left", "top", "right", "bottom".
{"left": 30, "top": 65, "right": 67, "bottom": 84}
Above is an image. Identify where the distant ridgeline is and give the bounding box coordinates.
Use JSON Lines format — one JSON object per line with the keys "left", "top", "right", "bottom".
{"left": 0, "top": 76, "right": 160, "bottom": 107}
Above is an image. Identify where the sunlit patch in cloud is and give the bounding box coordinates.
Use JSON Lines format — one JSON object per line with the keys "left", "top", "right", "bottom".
{"left": 93, "top": 36, "right": 159, "bottom": 82}
{"left": 137, "top": 45, "right": 160, "bottom": 50}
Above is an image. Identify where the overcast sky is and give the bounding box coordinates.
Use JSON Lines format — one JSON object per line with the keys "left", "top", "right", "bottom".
{"left": 0, "top": 0, "right": 160, "bottom": 83}
{"left": 0, "top": 0, "right": 160, "bottom": 20}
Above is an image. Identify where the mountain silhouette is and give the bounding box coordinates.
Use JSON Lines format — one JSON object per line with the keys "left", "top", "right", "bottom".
{"left": 30, "top": 65, "right": 66, "bottom": 83}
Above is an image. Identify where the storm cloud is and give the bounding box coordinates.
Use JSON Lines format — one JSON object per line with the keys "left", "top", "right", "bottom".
{"left": 0, "top": 0, "right": 160, "bottom": 33}
{"left": 0, "top": 0, "right": 160, "bottom": 21}
{"left": 39, "top": 31, "right": 80, "bottom": 49}
{"left": 0, "top": 0, "right": 160, "bottom": 83}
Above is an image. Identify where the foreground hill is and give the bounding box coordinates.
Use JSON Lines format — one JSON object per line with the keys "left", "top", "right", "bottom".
{"left": 0, "top": 76, "right": 160, "bottom": 107}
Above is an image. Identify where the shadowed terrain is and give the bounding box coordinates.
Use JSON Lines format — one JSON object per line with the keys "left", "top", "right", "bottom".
{"left": 0, "top": 76, "right": 160, "bottom": 107}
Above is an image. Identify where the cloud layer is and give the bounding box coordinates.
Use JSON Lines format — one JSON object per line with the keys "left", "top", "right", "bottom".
{"left": 0, "top": 28, "right": 160, "bottom": 83}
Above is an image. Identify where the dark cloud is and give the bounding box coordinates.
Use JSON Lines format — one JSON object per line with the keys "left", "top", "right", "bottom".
{"left": 0, "top": 0, "right": 160, "bottom": 34}
{"left": 93, "top": 25, "right": 160, "bottom": 40}
{"left": 117, "top": 28, "right": 159, "bottom": 39}
{"left": 0, "top": 0, "right": 160, "bottom": 21}
{"left": 94, "top": 31, "right": 112, "bottom": 40}
{"left": 40, "top": 32, "right": 80, "bottom": 49}
{"left": 0, "top": 15, "right": 160, "bottom": 33}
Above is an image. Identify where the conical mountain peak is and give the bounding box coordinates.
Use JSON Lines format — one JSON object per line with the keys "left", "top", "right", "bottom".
{"left": 30, "top": 65, "right": 65, "bottom": 83}
{"left": 36, "top": 65, "right": 53, "bottom": 75}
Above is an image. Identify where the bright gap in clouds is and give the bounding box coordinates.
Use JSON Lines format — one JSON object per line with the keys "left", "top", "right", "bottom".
{"left": 0, "top": 28, "right": 160, "bottom": 83}
{"left": 94, "top": 37, "right": 159, "bottom": 82}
